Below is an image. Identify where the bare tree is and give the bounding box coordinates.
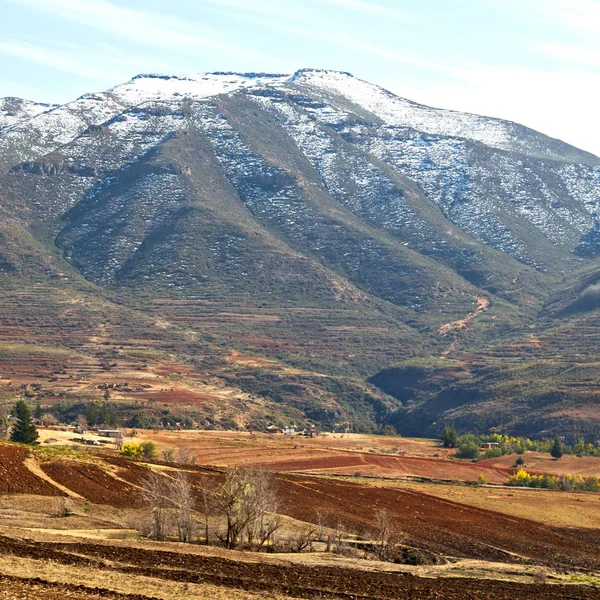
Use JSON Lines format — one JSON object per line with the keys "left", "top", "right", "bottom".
{"left": 245, "top": 469, "right": 281, "bottom": 550}
{"left": 41, "top": 413, "right": 59, "bottom": 426}
{"left": 162, "top": 448, "right": 176, "bottom": 462}
{"left": 170, "top": 471, "right": 196, "bottom": 543}
{"left": 289, "top": 524, "right": 317, "bottom": 552}
{"left": 213, "top": 468, "right": 255, "bottom": 549}
{"left": 75, "top": 414, "right": 88, "bottom": 429}
{"left": 199, "top": 475, "right": 216, "bottom": 545}
{"left": 372, "top": 508, "right": 401, "bottom": 561}
{"left": 212, "top": 468, "right": 282, "bottom": 550}
{"left": 177, "top": 447, "right": 197, "bottom": 465}
{"left": 141, "top": 471, "right": 171, "bottom": 541}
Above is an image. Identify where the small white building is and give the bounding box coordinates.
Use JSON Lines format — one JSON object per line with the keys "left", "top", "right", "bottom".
{"left": 97, "top": 429, "right": 123, "bottom": 439}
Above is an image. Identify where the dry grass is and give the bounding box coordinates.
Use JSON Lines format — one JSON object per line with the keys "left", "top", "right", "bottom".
{"left": 0, "top": 555, "right": 291, "bottom": 599}
{"left": 356, "top": 478, "right": 600, "bottom": 529}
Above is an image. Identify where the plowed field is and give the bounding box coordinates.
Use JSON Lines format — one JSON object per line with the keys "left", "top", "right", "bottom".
{"left": 264, "top": 453, "right": 513, "bottom": 483}
{"left": 0, "top": 536, "right": 598, "bottom": 599}
{"left": 40, "top": 462, "right": 142, "bottom": 507}
{"left": 275, "top": 475, "right": 600, "bottom": 571}
{"left": 0, "top": 445, "right": 62, "bottom": 496}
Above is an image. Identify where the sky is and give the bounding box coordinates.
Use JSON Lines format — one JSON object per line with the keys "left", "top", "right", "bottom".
{"left": 1, "top": 0, "right": 600, "bottom": 155}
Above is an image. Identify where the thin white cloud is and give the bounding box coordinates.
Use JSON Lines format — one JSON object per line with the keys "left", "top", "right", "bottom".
{"left": 317, "top": 0, "right": 410, "bottom": 20}
{"left": 538, "top": 42, "right": 600, "bottom": 69}
{"left": 0, "top": 38, "right": 115, "bottom": 80}
{"left": 11, "top": 0, "right": 284, "bottom": 64}
{"left": 396, "top": 63, "right": 600, "bottom": 156}
{"left": 542, "top": 0, "right": 600, "bottom": 34}
{"left": 220, "top": 12, "right": 465, "bottom": 80}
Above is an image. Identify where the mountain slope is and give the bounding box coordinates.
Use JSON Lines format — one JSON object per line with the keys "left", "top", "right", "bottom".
{"left": 2, "top": 69, "right": 600, "bottom": 435}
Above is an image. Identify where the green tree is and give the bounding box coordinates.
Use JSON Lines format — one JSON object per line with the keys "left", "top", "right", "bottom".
{"left": 442, "top": 424, "right": 458, "bottom": 448}
{"left": 382, "top": 424, "right": 397, "bottom": 437}
{"left": 141, "top": 440, "right": 157, "bottom": 459}
{"left": 550, "top": 437, "right": 563, "bottom": 460}
{"left": 34, "top": 403, "right": 42, "bottom": 420}
{"left": 10, "top": 400, "right": 38, "bottom": 444}
{"left": 456, "top": 440, "right": 480, "bottom": 460}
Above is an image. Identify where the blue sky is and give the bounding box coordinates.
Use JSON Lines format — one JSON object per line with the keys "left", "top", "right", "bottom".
{"left": 1, "top": 0, "right": 600, "bottom": 154}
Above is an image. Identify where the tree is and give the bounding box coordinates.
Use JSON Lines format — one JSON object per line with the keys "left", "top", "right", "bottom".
{"left": 141, "top": 440, "right": 157, "bottom": 459}
{"left": 10, "top": 400, "right": 38, "bottom": 444}
{"left": 441, "top": 424, "right": 458, "bottom": 448}
{"left": 456, "top": 440, "right": 480, "bottom": 460}
{"left": 170, "top": 471, "right": 196, "bottom": 543}
{"left": 40, "top": 413, "right": 59, "bottom": 427}
{"left": 141, "top": 471, "right": 171, "bottom": 540}
{"left": 212, "top": 468, "right": 282, "bottom": 550}
{"left": 382, "top": 424, "right": 397, "bottom": 437}
{"left": 550, "top": 437, "right": 563, "bottom": 460}
{"left": 0, "top": 413, "right": 8, "bottom": 440}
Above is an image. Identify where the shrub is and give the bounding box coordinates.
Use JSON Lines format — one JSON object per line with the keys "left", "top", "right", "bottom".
{"left": 456, "top": 441, "right": 480, "bottom": 460}
{"left": 141, "top": 440, "right": 157, "bottom": 459}
{"left": 119, "top": 442, "right": 144, "bottom": 458}
{"left": 475, "top": 474, "right": 488, "bottom": 486}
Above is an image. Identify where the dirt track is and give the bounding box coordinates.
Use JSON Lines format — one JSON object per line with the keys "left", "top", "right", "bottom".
{"left": 0, "top": 446, "right": 62, "bottom": 496}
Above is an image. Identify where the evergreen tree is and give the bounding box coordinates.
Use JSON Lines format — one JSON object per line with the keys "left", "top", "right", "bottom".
{"left": 10, "top": 400, "right": 38, "bottom": 444}
{"left": 550, "top": 437, "right": 563, "bottom": 460}
{"left": 442, "top": 424, "right": 458, "bottom": 448}
{"left": 34, "top": 402, "right": 42, "bottom": 420}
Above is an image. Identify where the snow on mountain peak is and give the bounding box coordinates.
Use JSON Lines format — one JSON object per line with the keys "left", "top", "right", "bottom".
{"left": 110, "top": 72, "right": 291, "bottom": 105}
{"left": 0, "top": 97, "right": 57, "bottom": 131}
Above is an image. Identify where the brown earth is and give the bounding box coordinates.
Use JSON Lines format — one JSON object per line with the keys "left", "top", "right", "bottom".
{"left": 126, "top": 390, "right": 220, "bottom": 405}
{"left": 0, "top": 445, "right": 62, "bottom": 496}
{"left": 40, "top": 461, "right": 143, "bottom": 507}
{"left": 275, "top": 475, "right": 600, "bottom": 571}
{"left": 0, "top": 575, "right": 157, "bottom": 600}
{"left": 0, "top": 535, "right": 597, "bottom": 600}
{"left": 479, "top": 452, "right": 600, "bottom": 477}
{"left": 263, "top": 453, "right": 513, "bottom": 484}
{"left": 2, "top": 444, "right": 598, "bottom": 573}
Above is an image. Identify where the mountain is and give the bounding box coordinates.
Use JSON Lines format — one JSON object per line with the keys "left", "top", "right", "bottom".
{"left": 2, "top": 68, "right": 600, "bottom": 438}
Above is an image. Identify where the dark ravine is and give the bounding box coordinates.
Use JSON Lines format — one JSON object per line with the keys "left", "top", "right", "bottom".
{"left": 2, "top": 69, "right": 600, "bottom": 436}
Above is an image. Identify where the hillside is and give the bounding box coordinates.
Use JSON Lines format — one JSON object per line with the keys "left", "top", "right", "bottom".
{"left": 2, "top": 69, "right": 600, "bottom": 436}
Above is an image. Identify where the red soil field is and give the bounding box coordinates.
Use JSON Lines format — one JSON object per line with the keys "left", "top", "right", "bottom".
{"left": 40, "top": 461, "right": 142, "bottom": 507}
{"left": 0, "top": 575, "right": 150, "bottom": 600}
{"left": 0, "top": 536, "right": 597, "bottom": 600}
{"left": 127, "top": 390, "right": 219, "bottom": 405}
{"left": 478, "top": 452, "right": 600, "bottom": 477}
{"left": 264, "top": 453, "right": 513, "bottom": 483}
{"left": 0, "top": 446, "right": 62, "bottom": 496}
{"left": 275, "top": 475, "right": 600, "bottom": 571}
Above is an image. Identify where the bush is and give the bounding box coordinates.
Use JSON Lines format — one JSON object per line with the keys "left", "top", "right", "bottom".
{"left": 119, "top": 442, "right": 144, "bottom": 458}
{"left": 141, "top": 440, "right": 157, "bottom": 459}
{"left": 507, "top": 469, "right": 599, "bottom": 492}
{"left": 475, "top": 474, "right": 488, "bottom": 486}
{"left": 455, "top": 441, "right": 480, "bottom": 460}
{"left": 482, "top": 447, "right": 503, "bottom": 459}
